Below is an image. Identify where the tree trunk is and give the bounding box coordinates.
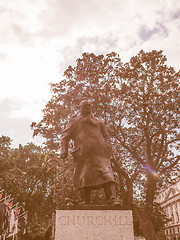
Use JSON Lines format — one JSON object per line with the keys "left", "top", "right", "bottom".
{"left": 133, "top": 206, "right": 163, "bottom": 240}
{"left": 111, "top": 157, "right": 133, "bottom": 207}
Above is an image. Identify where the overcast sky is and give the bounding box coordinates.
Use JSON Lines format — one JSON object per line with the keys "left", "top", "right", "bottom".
{"left": 0, "top": 0, "right": 180, "bottom": 147}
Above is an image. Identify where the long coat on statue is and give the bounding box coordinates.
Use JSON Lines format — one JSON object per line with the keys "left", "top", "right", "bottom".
{"left": 60, "top": 112, "right": 115, "bottom": 189}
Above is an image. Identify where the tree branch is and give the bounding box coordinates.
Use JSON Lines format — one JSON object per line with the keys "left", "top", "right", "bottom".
{"left": 135, "top": 135, "right": 145, "bottom": 149}
{"left": 160, "top": 156, "right": 180, "bottom": 175}
{"left": 111, "top": 156, "right": 133, "bottom": 206}
{"left": 154, "top": 132, "right": 165, "bottom": 166}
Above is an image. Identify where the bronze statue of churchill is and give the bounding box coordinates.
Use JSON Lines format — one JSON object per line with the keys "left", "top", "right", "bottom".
{"left": 60, "top": 100, "right": 116, "bottom": 205}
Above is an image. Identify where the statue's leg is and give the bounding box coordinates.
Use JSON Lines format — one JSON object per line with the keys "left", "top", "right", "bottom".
{"left": 103, "top": 182, "right": 116, "bottom": 205}
{"left": 80, "top": 187, "right": 91, "bottom": 205}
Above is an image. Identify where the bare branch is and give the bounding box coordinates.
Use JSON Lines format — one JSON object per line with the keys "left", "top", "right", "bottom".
{"left": 160, "top": 156, "right": 180, "bottom": 174}
{"left": 111, "top": 156, "right": 133, "bottom": 206}
{"left": 150, "top": 129, "right": 161, "bottom": 141}
{"left": 154, "top": 132, "right": 165, "bottom": 166}
{"left": 167, "top": 138, "right": 180, "bottom": 144}
{"left": 110, "top": 112, "right": 126, "bottom": 142}
{"left": 131, "top": 167, "right": 140, "bottom": 181}
{"left": 135, "top": 135, "right": 145, "bottom": 149}
{"left": 157, "top": 139, "right": 170, "bottom": 168}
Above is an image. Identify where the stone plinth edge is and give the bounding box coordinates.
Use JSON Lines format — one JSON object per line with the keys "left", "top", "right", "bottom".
{"left": 57, "top": 204, "right": 131, "bottom": 210}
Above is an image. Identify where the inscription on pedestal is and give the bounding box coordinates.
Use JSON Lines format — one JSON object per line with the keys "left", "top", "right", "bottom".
{"left": 55, "top": 210, "right": 134, "bottom": 240}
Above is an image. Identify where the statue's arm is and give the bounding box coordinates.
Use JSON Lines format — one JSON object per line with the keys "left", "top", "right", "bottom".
{"left": 60, "top": 118, "right": 75, "bottom": 159}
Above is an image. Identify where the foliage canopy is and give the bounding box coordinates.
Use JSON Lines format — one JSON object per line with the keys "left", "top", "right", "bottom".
{"left": 32, "top": 50, "right": 180, "bottom": 239}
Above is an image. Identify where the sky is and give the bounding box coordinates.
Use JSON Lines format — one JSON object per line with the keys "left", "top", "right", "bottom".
{"left": 0, "top": 0, "right": 180, "bottom": 148}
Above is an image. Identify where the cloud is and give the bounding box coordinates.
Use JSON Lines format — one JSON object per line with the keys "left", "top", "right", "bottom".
{"left": 0, "top": 98, "right": 44, "bottom": 147}
{"left": 171, "top": 10, "right": 180, "bottom": 20}
{"left": 0, "top": 51, "right": 11, "bottom": 61}
{"left": 0, "top": 0, "right": 44, "bottom": 45}
{"left": 0, "top": 0, "right": 180, "bottom": 147}
{"left": 138, "top": 23, "right": 168, "bottom": 42}
{"left": 0, "top": 45, "right": 60, "bottom": 102}
{"left": 0, "top": 98, "right": 24, "bottom": 118}
{"left": 11, "top": 23, "right": 33, "bottom": 45}
{"left": 1, "top": 0, "right": 179, "bottom": 78}
{"left": 0, "top": 97, "right": 44, "bottom": 123}
{"left": 57, "top": 31, "right": 138, "bottom": 73}
{"left": 1, "top": 0, "right": 179, "bottom": 53}
{"left": 0, "top": 114, "right": 44, "bottom": 148}
{"left": 0, "top": 0, "right": 153, "bottom": 45}
{"left": 39, "top": 0, "right": 134, "bottom": 41}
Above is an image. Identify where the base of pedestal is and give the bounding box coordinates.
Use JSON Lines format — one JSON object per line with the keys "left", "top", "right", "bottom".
{"left": 55, "top": 206, "right": 134, "bottom": 240}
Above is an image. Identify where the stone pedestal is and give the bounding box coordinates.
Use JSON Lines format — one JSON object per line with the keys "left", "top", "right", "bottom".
{"left": 55, "top": 206, "right": 134, "bottom": 240}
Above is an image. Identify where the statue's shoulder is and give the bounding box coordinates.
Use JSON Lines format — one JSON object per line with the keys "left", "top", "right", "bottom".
{"left": 92, "top": 114, "right": 103, "bottom": 123}
{"left": 71, "top": 113, "right": 78, "bottom": 118}
{"left": 95, "top": 116, "right": 105, "bottom": 125}
{"left": 93, "top": 115, "right": 100, "bottom": 120}
{"left": 70, "top": 113, "right": 81, "bottom": 121}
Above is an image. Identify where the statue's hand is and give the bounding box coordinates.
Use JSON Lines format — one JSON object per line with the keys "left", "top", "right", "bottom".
{"left": 60, "top": 153, "right": 68, "bottom": 159}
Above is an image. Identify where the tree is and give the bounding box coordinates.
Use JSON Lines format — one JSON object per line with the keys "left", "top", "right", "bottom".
{"left": 0, "top": 136, "right": 56, "bottom": 239}
{"left": 32, "top": 50, "right": 180, "bottom": 240}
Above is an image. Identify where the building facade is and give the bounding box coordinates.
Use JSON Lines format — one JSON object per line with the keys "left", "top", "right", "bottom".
{"left": 155, "top": 178, "right": 180, "bottom": 240}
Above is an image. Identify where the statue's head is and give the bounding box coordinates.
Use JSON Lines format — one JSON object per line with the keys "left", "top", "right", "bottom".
{"left": 79, "top": 100, "right": 92, "bottom": 116}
